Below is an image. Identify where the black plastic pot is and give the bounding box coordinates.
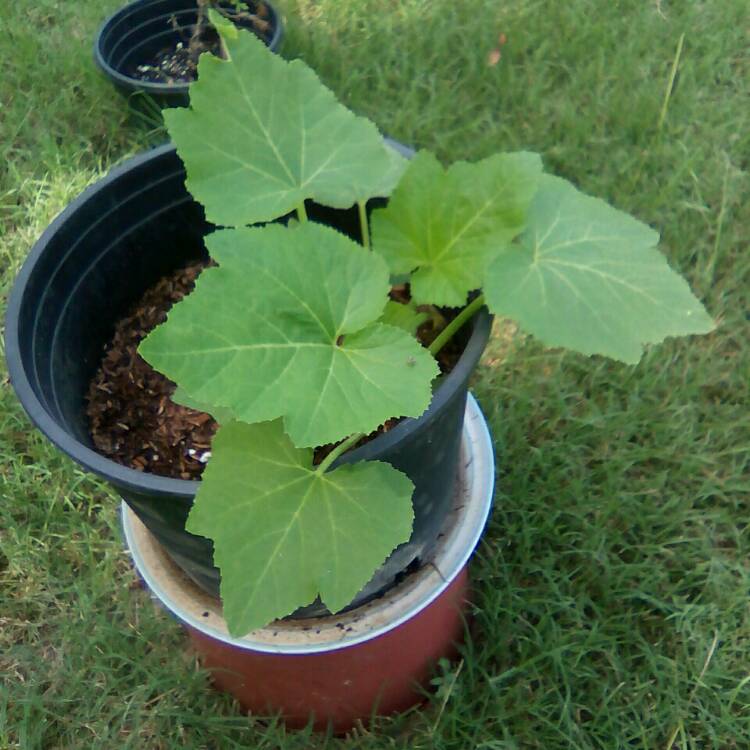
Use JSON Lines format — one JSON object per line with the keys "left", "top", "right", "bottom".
{"left": 5, "top": 143, "right": 492, "bottom": 617}
{"left": 94, "top": 0, "right": 283, "bottom": 108}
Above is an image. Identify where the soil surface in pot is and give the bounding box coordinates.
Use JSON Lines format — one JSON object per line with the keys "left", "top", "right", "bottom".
{"left": 86, "top": 261, "right": 466, "bottom": 480}
{"left": 130, "top": 3, "right": 272, "bottom": 85}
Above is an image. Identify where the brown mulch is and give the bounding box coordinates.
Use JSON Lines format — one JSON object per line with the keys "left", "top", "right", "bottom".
{"left": 86, "top": 261, "right": 217, "bottom": 480}
{"left": 86, "top": 263, "right": 465, "bottom": 480}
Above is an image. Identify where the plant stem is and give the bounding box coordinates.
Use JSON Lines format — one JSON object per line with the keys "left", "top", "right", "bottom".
{"left": 297, "top": 202, "right": 308, "bottom": 222}
{"left": 316, "top": 432, "right": 363, "bottom": 473}
{"left": 428, "top": 294, "right": 485, "bottom": 356}
{"left": 357, "top": 200, "right": 370, "bottom": 249}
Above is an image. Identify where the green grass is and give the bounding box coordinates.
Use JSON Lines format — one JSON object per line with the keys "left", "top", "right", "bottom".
{"left": 2, "top": 0, "right": 749, "bottom": 746}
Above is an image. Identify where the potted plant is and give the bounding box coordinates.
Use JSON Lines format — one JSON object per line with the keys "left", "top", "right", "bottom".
{"left": 5, "top": 20, "right": 714, "bottom": 642}
{"left": 94, "top": 0, "right": 283, "bottom": 107}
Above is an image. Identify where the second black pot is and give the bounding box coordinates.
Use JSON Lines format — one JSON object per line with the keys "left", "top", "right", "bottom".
{"left": 94, "top": 0, "right": 283, "bottom": 108}
{"left": 5, "top": 144, "right": 492, "bottom": 617}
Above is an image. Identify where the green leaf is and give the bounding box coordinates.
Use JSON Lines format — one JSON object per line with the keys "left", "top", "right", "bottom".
{"left": 484, "top": 175, "right": 716, "bottom": 363}
{"left": 371, "top": 151, "right": 543, "bottom": 307}
{"left": 163, "top": 30, "right": 407, "bottom": 227}
{"left": 380, "top": 300, "right": 429, "bottom": 334}
{"left": 206, "top": 7, "right": 237, "bottom": 40}
{"left": 366, "top": 144, "right": 409, "bottom": 200}
{"left": 187, "top": 419, "right": 414, "bottom": 635}
{"left": 171, "top": 385, "right": 235, "bottom": 425}
{"left": 139, "top": 222, "right": 438, "bottom": 447}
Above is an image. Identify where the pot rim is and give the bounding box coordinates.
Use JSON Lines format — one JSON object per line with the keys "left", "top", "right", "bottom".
{"left": 5, "top": 144, "right": 492, "bottom": 500}
{"left": 122, "top": 393, "right": 494, "bottom": 654}
{"left": 93, "top": 0, "right": 283, "bottom": 95}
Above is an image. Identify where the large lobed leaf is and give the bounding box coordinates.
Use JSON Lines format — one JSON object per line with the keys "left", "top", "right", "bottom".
{"left": 371, "top": 151, "right": 543, "bottom": 307}
{"left": 484, "top": 175, "right": 715, "bottom": 363}
{"left": 139, "top": 222, "right": 438, "bottom": 447}
{"left": 187, "top": 419, "right": 414, "bottom": 635}
{"left": 164, "top": 30, "right": 406, "bottom": 227}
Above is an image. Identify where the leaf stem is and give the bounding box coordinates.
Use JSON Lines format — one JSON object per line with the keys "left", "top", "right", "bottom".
{"left": 297, "top": 202, "right": 308, "bottom": 223}
{"left": 316, "top": 432, "right": 363, "bottom": 473}
{"left": 357, "top": 200, "right": 370, "bottom": 249}
{"left": 428, "top": 294, "right": 485, "bottom": 356}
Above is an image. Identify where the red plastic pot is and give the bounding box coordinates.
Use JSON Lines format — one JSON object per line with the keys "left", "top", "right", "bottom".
{"left": 122, "top": 395, "right": 494, "bottom": 732}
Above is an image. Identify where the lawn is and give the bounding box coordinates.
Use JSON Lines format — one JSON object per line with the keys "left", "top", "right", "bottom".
{"left": 2, "top": 0, "right": 749, "bottom": 747}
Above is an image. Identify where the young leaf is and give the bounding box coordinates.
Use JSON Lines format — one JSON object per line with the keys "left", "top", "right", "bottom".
{"left": 380, "top": 300, "right": 429, "bottom": 334}
{"left": 139, "top": 223, "right": 438, "bottom": 448}
{"left": 186, "top": 419, "right": 415, "bottom": 636}
{"left": 171, "top": 385, "right": 235, "bottom": 425}
{"left": 163, "top": 30, "right": 407, "bottom": 227}
{"left": 206, "top": 7, "right": 237, "bottom": 41}
{"left": 371, "top": 151, "right": 543, "bottom": 307}
{"left": 484, "top": 175, "right": 716, "bottom": 363}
